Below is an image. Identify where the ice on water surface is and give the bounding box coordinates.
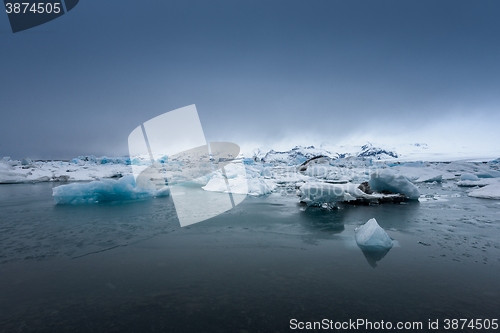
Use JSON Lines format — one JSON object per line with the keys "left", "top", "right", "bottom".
{"left": 369, "top": 169, "right": 420, "bottom": 200}
{"left": 355, "top": 218, "right": 394, "bottom": 250}
{"left": 202, "top": 177, "right": 274, "bottom": 196}
{"left": 468, "top": 182, "right": 500, "bottom": 200}
{"left": 355, "top": 218, "right": 394, "bottom": 268}
{"left": 52, "top": 175, "right": 169, "bottom": 204}
{"left": 297, "top": 182, "right": 368, "bottom": 206}
{"left": 460, "top": 173, "right": 479, "bottom": 181}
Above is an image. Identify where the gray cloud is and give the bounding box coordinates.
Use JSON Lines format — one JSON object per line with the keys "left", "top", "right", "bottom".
{"left": 1, "top": 0, "right": 499, "bottom": 159}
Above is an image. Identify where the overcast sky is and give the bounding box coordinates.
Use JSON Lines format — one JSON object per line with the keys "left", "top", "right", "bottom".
{"left": 1, "top": 0, "right": 500, "bottom": 159}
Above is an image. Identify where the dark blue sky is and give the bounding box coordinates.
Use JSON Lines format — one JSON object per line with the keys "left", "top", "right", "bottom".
{"left": 1, "top": 0, "right": 500, "bottom": 159}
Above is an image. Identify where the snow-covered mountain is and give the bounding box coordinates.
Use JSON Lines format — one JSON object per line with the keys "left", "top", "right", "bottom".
{"left": 357, "top": 143, "right": 398, "bottom": 159}
{"left": 256, "top": 146, "right": 335, "bottom": 165}
{"left": 254, "top": 142, "right": 399, "bottom": 165}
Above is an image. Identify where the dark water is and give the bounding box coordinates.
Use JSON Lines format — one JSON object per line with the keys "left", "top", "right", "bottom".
{"left": 1, "top": 182, "right": 499, "bottom": 332}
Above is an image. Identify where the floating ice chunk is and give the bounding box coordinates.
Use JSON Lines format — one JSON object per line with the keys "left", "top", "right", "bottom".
{"left": 202, "top": 177, "right": 275, "bottom": 196}
{"left": 476, "top": 170, "right": 500, "bottom": 178}
{"left": 415, "top": 173, "right": 442, "bottom": 183}
{"left": 396, "top": 166, "right": 443, "bottom": 183}
{"left": 52, "top": 175, "right": 169, "bottom": 204}
{"left": 355, "top": 218, "right": 394, "bottom": 268}
{"left": 220, "top": 162, "right": 246, "bottom": 179}
{"left": 460, "top": 173, "right": 479, "bottom": 181}
{"left": 0, "top": 161, "right": 27, "bottom": 183}
{"left": 21, "top": 157, "right": 32, "bottom": 166}
{"left": 203, "top": 178, "right": 234, "bottom": 193}
{"left": 369, "top": 169, "right": 420, "bottom": 200}
{"left": 457, "top": 178, "right": 497, "bottom": 187}
{"left": 468, "top": 183, "right": 500, "bottom": 200}
{"left": 355, "top": 218, "right": 393, "bottom": 250}
{"left": 298, "top": 182, "right": 367, "bottom": 206}
{"left": 299, "top": 183, "right": 346, "bottom": 205}
{"left": 247, "top": 178, "right": 275, "bottom": 196}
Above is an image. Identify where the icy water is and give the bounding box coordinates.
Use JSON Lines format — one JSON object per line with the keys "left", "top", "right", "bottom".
{"left": 1, "top": 182, "right": 500, "bottom": 333}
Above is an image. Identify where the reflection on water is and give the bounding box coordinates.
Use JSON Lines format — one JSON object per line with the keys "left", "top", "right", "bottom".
{"left": 1, "top": 183, "right": 500, "bottom": 332}
{"left": 358, "top": 247, "right": 392, "bottom": 268}
{"left": 297, "top": 204, "right": 346, "bottom": 235}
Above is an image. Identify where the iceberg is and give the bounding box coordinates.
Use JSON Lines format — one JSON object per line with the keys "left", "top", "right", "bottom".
{"left": 394, "top": 167, "right": 442, "bottom": 183}
{"left": 475, "top": 171, "right": 500, "bottom": 178}
{"left": 52, "top": 175, "right": 169, "bottom": 204}
{"left": 355, "top": 218, "right": 393, "bottom": 250}
{"left": 298, "top": 182, "right": 368, "bottom": 206}
{"left": 369, "top": 169, "right": 420, "bottom": 200}
{"left": 460, "top": 173, "right": 479, "bottom": 181}
{"left": 21, "top": 157, "right": 32, "bottom": 166}
{"left": 202, "top": 177, "right": 275, "bottom": 196}
{"left": 355, "top": 218, "right": 394, "bottom": 268}
{"left": 457, "top": 178, "right": 498, "bottom": 187}
{"left": 415, "top": 174, "right": 442, "bottom": 183}
{"left": 468, "top": 183, "right": 500, "bottom": 200}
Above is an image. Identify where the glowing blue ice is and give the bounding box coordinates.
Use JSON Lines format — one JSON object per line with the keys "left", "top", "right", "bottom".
{"left": 52, "top": 175, "right": 169, "bottom": 204}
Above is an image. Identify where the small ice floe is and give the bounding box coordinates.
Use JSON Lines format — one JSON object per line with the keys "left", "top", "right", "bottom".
{"left": 457, "top": 178, "right": 498, "bottom": 187}
{"left": 355, "top": 218, "right": 393, "bottom": 250}
{"left": 415, "top": 174, "right": 442, "bottom": 183}
{"left": 355, "top": 218, "right": 394, "bottom": 268}
{"left": 460, "top": 173, "right": 479, "bottom": 181}
{"left": 475, "top": 170, "right": 500, "bottom": 178}
{"left": 202, "top": 177, "right": 275, "bottom": 196}
{"left": 468, "top": 183, "right": 500, "bottom": 200}
{"left": 369, "top": 169, "right": 420, "bottom": 200}
{"left": 394, "top": 164, "right": 443, "bottom": 183}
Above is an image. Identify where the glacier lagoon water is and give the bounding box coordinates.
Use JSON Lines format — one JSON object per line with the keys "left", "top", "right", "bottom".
{"left": 1, "top": 182, "right": 500, "bottom": 332}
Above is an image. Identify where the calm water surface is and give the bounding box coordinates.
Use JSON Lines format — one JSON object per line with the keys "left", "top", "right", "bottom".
{"left": 1, "top": 182, "right": 499, "bottom": 332}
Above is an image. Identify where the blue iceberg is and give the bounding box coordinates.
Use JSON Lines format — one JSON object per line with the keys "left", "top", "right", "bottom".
{"left": 460, "top": 173, "right": 479, "bottom": 181}
{"left": 355, "top": 218, "right": 393, "bottom": 250}
{"left": 52, "top": 175, "right": 169, "bottom": 204}
{"left": 355, "top": 218, "right": 394, "bottom": 268}
{"left": 369, "top": 169, "right": 420, "bottom": 200}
